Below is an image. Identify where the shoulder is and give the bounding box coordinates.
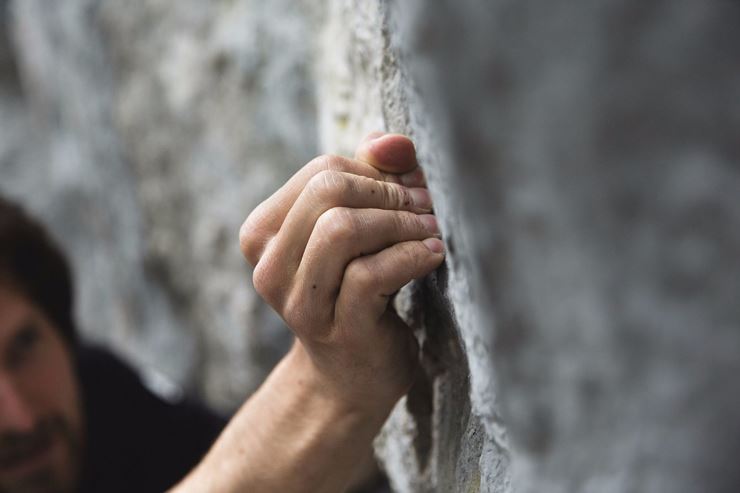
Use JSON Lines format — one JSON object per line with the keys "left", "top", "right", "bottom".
{"left": 75, "top": 343, "right": 227, "bottom": 493}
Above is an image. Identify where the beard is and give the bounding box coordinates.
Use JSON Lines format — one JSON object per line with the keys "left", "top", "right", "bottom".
{"left": 0, "top": 415, "right": 81, "bottom": 493}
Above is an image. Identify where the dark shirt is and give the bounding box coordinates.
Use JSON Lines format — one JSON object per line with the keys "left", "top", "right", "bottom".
{"left": 74, "top": 345, "right": 227, "bottom": 493}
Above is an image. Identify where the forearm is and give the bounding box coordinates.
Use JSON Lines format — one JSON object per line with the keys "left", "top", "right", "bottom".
{"left": 170, "top": 342, "right": 390, "bottom": 493}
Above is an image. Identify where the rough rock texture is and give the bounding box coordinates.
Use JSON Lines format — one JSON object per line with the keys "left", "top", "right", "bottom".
{"left": 2, "top": 0, "right": 740, "bottom": 492}
{"left": 316, "top": 2, "right": 509, "bottom": 491}
{"left": 389, "top": 1, "right": 740, "bottom": 492}
{"left": 321, "top": 1, "right": 740, "bottom": 491}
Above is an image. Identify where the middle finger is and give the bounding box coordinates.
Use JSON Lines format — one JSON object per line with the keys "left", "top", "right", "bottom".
{"left": 263, "top": 171, "right": 432, "bottom": 281}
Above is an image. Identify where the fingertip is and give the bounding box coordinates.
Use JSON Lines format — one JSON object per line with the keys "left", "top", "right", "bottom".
{"left": 355, "top": 133, "right": 418, "bottom": 174}
{"left": 354, "top": 132, "right": 387, "bottom": 161}
{"left": 422, "top": 237, "right": 445, "bottom": 254}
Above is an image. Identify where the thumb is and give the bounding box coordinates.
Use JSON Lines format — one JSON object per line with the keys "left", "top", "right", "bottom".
{"left": 354, "top": 132, "right": 419, "bottom": 175}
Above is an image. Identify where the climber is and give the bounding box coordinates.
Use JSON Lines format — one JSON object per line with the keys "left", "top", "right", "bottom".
{"left": 0, "top": 196, "right": 228, "bottom": 493}
{"left": 0, "top": 132, "right": 443, "bottom": 493}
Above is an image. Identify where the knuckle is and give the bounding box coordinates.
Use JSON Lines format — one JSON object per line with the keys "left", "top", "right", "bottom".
{"left": 397, "top": 185, "right": 414, "bottom": 209}
{"left": 239, "top": 211, "right": 268, "bottom": 266}
{"left": 315, "top": 207, "right": 357, "bottom": 244}
{"left": 402, "top": 241, "right": 426, "bottom": 267}
{"left": 382, "top": 182, "right": 411, "bottom": 210}
{"left": 397, "top": 210, "right": 421, "bottom": 234}
{"left": 239, "top": 220, "right": 254, "bottom": 260}
{"left": 308, "top": 154, "right": 350, "bottom": 174}
{"left": 344, "top": 258, "right": 380, "bottom": 291}
{"left": 252, "top": 256, "right": 281, "bottom": 306}
{"left": 306, "top": 169, "right": 352, "bottom": 205}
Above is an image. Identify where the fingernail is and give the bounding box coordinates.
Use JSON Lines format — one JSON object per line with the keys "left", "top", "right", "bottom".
{"left": 423, "top": 238, "right": 445, "bottom": 254}
{"left": 419, "top": 214, "right": 439, "bottom": 234}
{"left": 409, "top": 188, "right": 432, "bottom": 211}
{"left": 400, "top": 167, "right": 426, "bottom": 187}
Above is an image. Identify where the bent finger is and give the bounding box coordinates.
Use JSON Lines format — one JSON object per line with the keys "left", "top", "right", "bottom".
{"left": 240, "top": 154, "right": 400, "bottom": 266}
{"left": 291, "top": 209, "right": 440, "bottom": 319}
{"left": 266, "top": 171, "right": 433, "bottom": 277}
{"left": 335, "top": 238, "right": 445, "bottom": 322}
{"left": 354, "top": 133, "right": 420, "bottom": 176}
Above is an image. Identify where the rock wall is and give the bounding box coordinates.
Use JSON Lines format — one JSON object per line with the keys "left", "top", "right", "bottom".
{"left": 2, "top": 1, "right": 739, "bottom": 492}
{"left": 380, "top": 1, "right": 740, "bottom": 492}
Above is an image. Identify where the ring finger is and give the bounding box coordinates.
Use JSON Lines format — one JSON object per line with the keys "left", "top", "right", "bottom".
{"left": 287, "top": 208, "right": 439, "bottom": 326}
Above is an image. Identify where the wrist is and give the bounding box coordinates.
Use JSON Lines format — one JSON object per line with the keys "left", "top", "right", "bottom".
{"left": 282, "top": 340, "right": 395, "bottom": 427}
{"left": 172, "top": 340, "right": 390, "bottom": 493}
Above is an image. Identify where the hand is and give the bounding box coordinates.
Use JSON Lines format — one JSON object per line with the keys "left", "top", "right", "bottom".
{"left": 170, "top": 133, "right": 443, "bottom": 493}
{"left": 239, "top": 132, "right": 445, "bottom": 419}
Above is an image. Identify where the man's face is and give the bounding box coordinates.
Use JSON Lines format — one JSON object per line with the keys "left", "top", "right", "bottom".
{"left": 0, "top": 286, "right": 83, "bottom": 493}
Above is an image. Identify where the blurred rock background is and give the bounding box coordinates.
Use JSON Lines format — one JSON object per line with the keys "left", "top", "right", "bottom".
{"left": 0, "top": 0, "right": 317, "bottom": 410}
{"left": 1, "top": 1, "right": 739, "bottom": 492}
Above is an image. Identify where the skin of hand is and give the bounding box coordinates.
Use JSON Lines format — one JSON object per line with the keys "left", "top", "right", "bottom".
{"left": 170, "top": 133, "right": 444, "bottom": 493}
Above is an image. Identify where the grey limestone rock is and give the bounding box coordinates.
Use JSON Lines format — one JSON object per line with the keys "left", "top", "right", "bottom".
{"left": 1, "top": 0, "right": 739, "bottom": 491}
{"left": 390, "top": 1, "right": 740, "bottom": 492}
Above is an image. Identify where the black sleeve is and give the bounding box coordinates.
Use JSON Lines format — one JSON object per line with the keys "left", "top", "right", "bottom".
{"left": 75, "top": 344, "right": 228, "bottom": 493}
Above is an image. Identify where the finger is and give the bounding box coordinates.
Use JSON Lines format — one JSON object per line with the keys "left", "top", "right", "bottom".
{"left": 355, "top": 133, "right": 426, "bottom": 188}
{"left": 354, "top": 133, "right": 419, "bottom": 175}
{"left": 289, "top": 209, "right": 440, "bottom": 322}
{"left": 264, "top": 171, "right": 433, "bottom": 277}
{"left": 335, "top": 238, "right": 445, "bottom": 322}
{"left": 240, "top": 154, "right": 403, "bottom": 266}
{"left": 242, "top": 134, "right": 425, "bottom": 266}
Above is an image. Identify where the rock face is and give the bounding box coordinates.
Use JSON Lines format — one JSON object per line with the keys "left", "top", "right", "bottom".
{"left": 385, "top": 2, "right": 740, "bottom": 492}
{"left": 2, "top": 1, "right": 739, "bottom": 492}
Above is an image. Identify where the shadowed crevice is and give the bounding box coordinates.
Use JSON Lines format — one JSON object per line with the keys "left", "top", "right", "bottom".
{"left": 405, "top": 262, "right": 473, "bottom": 476}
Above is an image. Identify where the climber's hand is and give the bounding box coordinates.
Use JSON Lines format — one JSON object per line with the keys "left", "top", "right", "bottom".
{"left": 239, "top": 132, "right": 444, "bottom": 419}
{"left": 171, "top": 134, "right": 443, "bottom": 493}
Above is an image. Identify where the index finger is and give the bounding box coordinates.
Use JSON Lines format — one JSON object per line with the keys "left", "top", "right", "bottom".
{"left": 240, "top": 155, "right": 396, "bottom": 266}
{"left": 240, "top": 133, "right": 424, "bottom": 265}
{"left": 353, "top": 132, "right": 419, "bottom": 174}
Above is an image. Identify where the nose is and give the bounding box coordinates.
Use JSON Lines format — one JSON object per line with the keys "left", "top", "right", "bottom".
{"left": 0, "top": 374, "right": 35, "bottom": 433}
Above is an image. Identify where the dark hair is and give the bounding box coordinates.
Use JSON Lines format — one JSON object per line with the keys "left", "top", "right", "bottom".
{"left": 0, "top": 195, "right": 76, "bottom": 345}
